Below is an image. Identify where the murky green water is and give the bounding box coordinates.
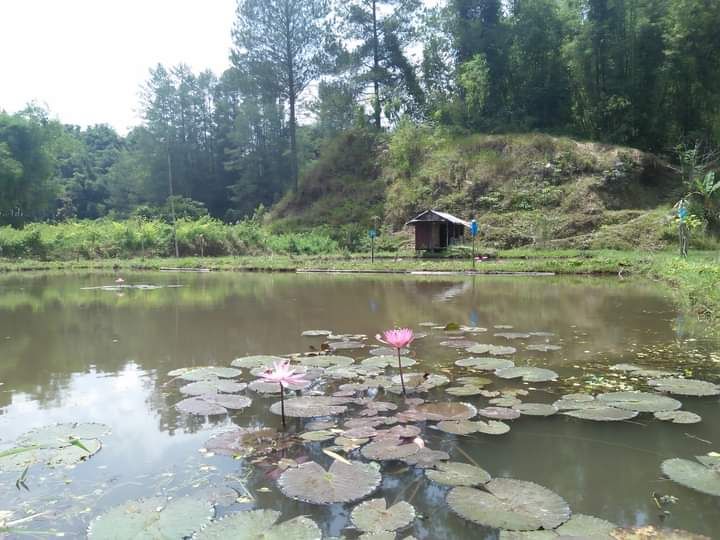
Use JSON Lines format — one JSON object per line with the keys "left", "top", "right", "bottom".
{"left": 0, "top": 272, "right": 718, "bottom": 538}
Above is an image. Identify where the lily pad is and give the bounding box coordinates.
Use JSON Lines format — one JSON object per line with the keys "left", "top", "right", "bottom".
{"left": 440, "top": 339, "right": 480, "bottom": 349}
{"left": 425, "top": 462, "right": 491, "bottom": 487}
{"left": 610, "top": 525, "right": 711, "bottom": 539}
{"left": 351, "top": 498, "right": 415, "bottom": 533}
{"left": 195, "top": 509, "right": 321, "bottom": 540}
{"left": 295, "top": 355, "right": 355, "bottom": 368}
{"left": 402, "top": 448, "right": 450, "bottom": 468}
{"left": 495, "top": 332, "right": 531, "bottom": 340}
{"left": 204, "top": 427, "right": 279, "bottom": 458}
{"left": 370, "top": 347, "right": 410, "bottom": 356}
{"left": 249, "top": 379, "right": 310, "bottom": 394}
{"left": 495, "top": 367, "right": 559, "bottom": 383}
{"left": 436, "top": 420, "right": 480, "bottom": 435}
{"left": 361, "top": 439, "right": 421, "bottom": 460}
{"left": 416, "top": 402, "right": 477, "bottom": 421}
{"left": 564, "top": 407, "right": 638, "bottom": 422}
{"left": 47, "top": 439, "right": 102, "bottom": 467}
{"left": 475, "top": 420, "right": 511, "bottom": 435}
{"left": 456, "top": 357, "right": 514, "bottom": 371}
{"left": 661, "top": 458, "right": 720, "bottom": 496}
{"left": 88, "top": 496, "right": 213, "bottom": 539}
{"left": 654, "top": 410, "right": 702, "bottom": 424}
{"left": 203, "top": 394, "right": 252, "bottom": 410}
{"left": 328, "top": 340, "right": 365, "bottom": 350}
{"left": 302, "top": 330, "right": 332, "bottom": 337}
{"left": 445, "top": 385, "right": 484, "bottom": 396}
{"left": 175, "top": 397, "right": 228, "bottom": 416}
{"left": 555, "top": 513, "right": 616, "bottom": 538}
{"left": 17, "top": 422, "right": 111, "bottom": 447}
{"left": 467, "top": 344, "right": 517, "bottom": 356}
{"left": 553, "top": 395, "right": 600, "bottom": 411}
{"left": 512, "top": 403, "right": 558, "bottom": 417}
{"left": 596, "top": 391, "right": 681, "bottom": 413}
{"left": 526, "top": 344, "right": 562, "bottom": 352}
{"left": 231, "top": 355, "right": 285, "bottom": 369}
{"left": 179, "top": 380, "right": 247, "bottom": 396}
{"left": 648, "top": 378, "right": 720, "bottom": 397}
{"left": 269, "top": 396, "right": 349, "bottom": 418}
{"left": 277, "top": 460, "right": 381, "bottom": 504}
{"left": 447, "top": 479, "right": 570, "bottom": 531}
{"left": 178, "top": 366, "right": 242, "bottom": 381}
{"left": 362, "top": 356, "right": 417, "bottom": 368}
{"left": 490, "top": 397, "right": 522, "bottom": 407}
{"left": 478, "top": 407, "right": 521, "bottom": 420}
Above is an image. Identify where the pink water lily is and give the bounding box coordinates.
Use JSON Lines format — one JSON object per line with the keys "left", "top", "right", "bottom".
{"left": 258, "top": 361, "right": 308, "bottom": 427}
{"left": 376, "top": 328, "right": 414, "bottom": 349}
{"left": 376, "top": 328, "right": 414, "bottom": 396}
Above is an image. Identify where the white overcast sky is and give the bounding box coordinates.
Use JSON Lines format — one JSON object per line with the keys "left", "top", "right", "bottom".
{"left": 0, "top": 0, "right": 237, "bottom": 133}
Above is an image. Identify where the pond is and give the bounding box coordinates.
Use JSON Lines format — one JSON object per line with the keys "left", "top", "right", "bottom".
{"left": 0, "top": 272, "right": 718, "bottom": 539}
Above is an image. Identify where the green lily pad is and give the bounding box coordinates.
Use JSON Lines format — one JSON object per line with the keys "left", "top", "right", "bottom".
{"left": 300, "top": 430, "right": 336, "bottom": 442}
{"left": 478, "top": 407, "right": 521, "bottom": 420}
{"left": 179, "top": 380, "right": 247, "bottom": 396}
{"left": 88, "top": 496, "right": 213, "bottom": 539}
{"left": 564, "top": 407, "right": 638, "bottom": 422}
{"left": 358, "top": 533, "right": 396, "bottom": 540}
{"left": 361, "top": 439, "right": 421, "bottom": 460}
{"left": 495, "top": 367, "right": 558, "bottom": 383}
{"left": 447, "top": 479, "right": 570, "bottom": 531}
{"left": 495, "top": 332, "right": 531, "bottom": 340}
{"left": 610, "top": 525, "right": 711, "bottom": 539}
{"left": 231, "top": 355, "right": 285, "bottom": 369}
{"left": 456, "top": 357, "right": 515, "bottom": 370}
{"left": 195, "top": 509, "right": 321, "bottom": 540}
{"left": 175, "top": 397, "right": 228, "bottom": 416}
{"left": 269, "top": 396, "right": 349, "bottom": 418}
{"left": 695, "top": 453, "right": 720, "bottom": 470}
{"left": 490, "top": 397, "right": 522, "bottom": 407}
{"left": 648, "top": 378, "right": 720, "bottom": 397}
{"left": 661, "top": 458, "right": 720, "bottom": 496}
{"left": 328, "top": 340, "right": 365, "bottom": 350}
{"left": 204, "top": 427, "right": 279, "bottom": 458}
{"left": 47, "top": 438, "right": 102, "bottom": 467}
{"left": 202, "top": 394, "right": 253, "bottom": 410}
{"left": 596, "top": 391, "right": 681, "bottom": 413}
{"left": 17, "top": 422, "right": 111, "bottom": 447}
{"left": 555, "top": 513, "right": 616, "bottom": 538}
{"left": 445, "top": 385, "right": 484, "bottom": 396}
{"left": 351, "top": 498, "right": 415, "bottom": 533}
{"left": 295, "top": 355, "right": 355, "bottom": 368}
{"left": 467, "top": 344, "right": 517, "bottom": 356}
{"left": 277, "top": 460, "right": 381, "bottom": 504}
{"left": 512, "top": 403, "right": 558, "bottom": 417}
{"left": 553, "top": 395, "right": 600, "bottom": 411}
{"left": 435, "top": 420, "right": 479, "bottom": 435}
{"left": 499, "top": 532, "right": 558, "bottom": 540}
{"left": 653, "top": 410, "right": 702, "bottom": 424}
{"left": 362, "top": 356, "right": 417, "bottom": 368}
{"left": 302, "top": 330, "right": 332, "bottom": 337}
{"left": 178, "top": 366, "right": 242, "bottom": 381}
{"left": 461, "top": 326, "right": 488, "bottom": 333}
{"left": 526, "top": 344, "right": 562, "bottom": 352}
{"left": 402, "top": 448, "right": 450, "bottom": 468}
{"left": 475, "top": 420, "right": 511, "bottom": 435}
{"left": 416, "top": 402, "right": 477, "bottom": 421}
{"left": 440, "top": 339, "right": 481, "bottom": 349}
{"left": 425, "top": 462, "right": 491, "bottom": 487}
{"left": 249, "top": 379, "right": 309, "bottom": 394}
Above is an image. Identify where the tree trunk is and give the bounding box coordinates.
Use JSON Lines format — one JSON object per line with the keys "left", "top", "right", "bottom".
{"left": 372, "top": 0, "right": 381, "bottom": 129}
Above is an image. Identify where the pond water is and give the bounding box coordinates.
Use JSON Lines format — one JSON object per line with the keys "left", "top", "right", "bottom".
{"left": 0, "top": 272, "right": 718, "bottom": 539}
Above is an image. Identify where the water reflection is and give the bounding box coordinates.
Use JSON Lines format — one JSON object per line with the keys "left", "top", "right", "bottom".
{"left": 0, "top": 272, "right": 718, "bottom": 538}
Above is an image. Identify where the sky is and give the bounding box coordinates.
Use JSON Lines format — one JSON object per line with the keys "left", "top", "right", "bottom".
{"left": 0, "top": 0, "right": 237, "bottom": 133}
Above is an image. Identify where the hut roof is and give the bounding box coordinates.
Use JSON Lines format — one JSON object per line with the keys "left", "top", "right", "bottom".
{"left": 405, "top": 210, "right": 470, "bottom": 228}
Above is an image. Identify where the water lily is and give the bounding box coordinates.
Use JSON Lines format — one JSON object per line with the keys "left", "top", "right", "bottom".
{"left": 115, "top": 277, "right": 125, "bottom": 284}
{"left": 376, "top": 328, "right": 414, "bottom": 396}
{"left": 258, "top": 361, "right": 308, "bottom": 427}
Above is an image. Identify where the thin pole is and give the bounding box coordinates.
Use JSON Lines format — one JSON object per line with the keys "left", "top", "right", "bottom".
{"left": 167, "top": 149, "right": 179, "bottom": 258}
{"left": 472, "top": 235, "right": 476, "bottom": 270}
{"left": 280, "top": 383, "right": 286, "bottom": 428}
{"left": 371, "top": 235, "right": 375, "bottom": 263}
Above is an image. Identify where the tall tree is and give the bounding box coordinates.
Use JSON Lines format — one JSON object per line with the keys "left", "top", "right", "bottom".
{"left": 232, "top": 0, "right": 330, "bottom": 191}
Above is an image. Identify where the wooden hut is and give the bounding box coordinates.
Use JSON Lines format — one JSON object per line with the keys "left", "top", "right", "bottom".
{"left": 406, "top": 210, "right": 470, "bottom": 251}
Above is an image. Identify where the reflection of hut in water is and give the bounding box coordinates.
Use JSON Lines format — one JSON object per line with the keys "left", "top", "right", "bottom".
{"left": 406, "top": 210, "right": 470, "bottom": 251}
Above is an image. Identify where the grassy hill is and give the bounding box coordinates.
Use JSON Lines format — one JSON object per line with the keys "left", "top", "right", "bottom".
{"left": 273, "top": 125, "right": 715, "bottom": 251}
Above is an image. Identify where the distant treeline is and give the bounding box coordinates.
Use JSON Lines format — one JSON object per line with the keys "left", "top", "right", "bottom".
{"left": 2, "top": 0, "right": 719, "bottom": 227}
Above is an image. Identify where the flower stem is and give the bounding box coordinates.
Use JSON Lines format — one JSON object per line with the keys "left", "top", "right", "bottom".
{"left": 280, "top": 382, "right": 286, "bottom": 428}
{"left": 397, "top": 348, "right": 406, "bottom": 396}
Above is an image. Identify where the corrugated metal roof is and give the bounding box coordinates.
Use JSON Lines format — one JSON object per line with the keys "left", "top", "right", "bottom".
{"left": 406, "top": 209, "right": 470, "bottom": 227}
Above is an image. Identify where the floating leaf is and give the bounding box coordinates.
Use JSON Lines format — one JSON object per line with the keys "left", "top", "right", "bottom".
{"left": 478, "top": 407, "right": 521, "bottom": 420}
{"left": 564, "top": 407, "right": 638, "bottom": 422}
{"left": 596, "top": 391, "right": 681, "bottom": 413}
{"left": 512, "top": 403, "right": 558, "bottom": 417}
{"left": 555, "top": 514, "right": 616, "bottom": 538}
{"left": 328, "top": 340, "right": 365, "bottom": 350}
{"left": 195, "top": 510, "right": 321, "bottom": 540}
{"left": 435, "top": 420, "right": 479, "bottom": 435}
{"left": 270, "top": 396, "right": 349, "bottom": 418}
{"left": 204, "top": 427, "right": 280, "bottom": 458}
{"left": 249, "top": 379, "right": 310, "bottom": 394}
{"left": 425, "top": 462, "right": 491, "bottom": 487}
{"left": 467, "top": 344, "right": 517, "bottom": 356}
{"left": 494, "top": 333, "right": 531, "bottom": 340}
{"left": 553, "top": 395, "right": 600, "bottom": 411}
{"left": 526, "top": 344, "right": 562, "bottom": 352}
{"left": 175, "top": 397, "right": 228, "bottom": 416}
{"left": 653, "top": 410, "right": 702, "bottom": 424}
{"left": 610, "top": 525, "right": 711, "bottom": 539}
{"left": 402, "top": 448, "right": 450, "bottom": 468}
{"left": 490, "top": 397, "right": 522, "bottom": 407}
{"left": 17, "top": 422, "right": 111, "bottom": 447}
{"left": 300, "top": 430, "right": 336, "bottom": 442}
{"left": 362, "top": 356, "right": 417, "bottom": 368}
{"left": 440, "top": 339, "right": 480, "bottom": 349}
{"left": 495, "top": 367, "right": 558, "bottom": 383}
{"left": 461, "top": 326, "right": 488, "bottom": 333}
{"left": 447, "top": 479, "right": 570, "bottom": 531}
{"left": 351, "top": 498, "right": 415, "bottom": 533}
{"left": 295, "top": 355, "right": 355, "bottom": 368}
{"left": 416, "top": 402, "right": 477, "bottom": 421}
{"left": 661, "top": 458, "right": 720, "bottom": 496}
{"left": 445, "top": 385, "right": 484, "bottom": 396}
{"left": 277, "top": 460, "right": 381, "bottom": 504}
{"left": 499, "top": 531, "right": 558, "bottom": 539}
{"left": 47, "top": 439, "right": 102, "bottom": 467}
{"left": 302, "top": 330, "right": 332, "bottom": 337}
{"left": 455, "top": 357, "right": 514, "bottom": 371}
{"left": 178, "top": 366, "right": 242, "bottom": 381}
{"left": 370, "top": 346, "right": 410, "bottom": 356}
{"left": 361, "top": 439, "right": 420, "bottom": 461}
{"left": 475, "top": 420, "right": 511, "bottom": 435}
{"left": 648, "top": 378, "right": 720, "bottom": 397}
{"left": 202, "top": 394, "right": 252, "bottom": 410}
{"left": 179, "top": 380, "right": 247, "bottom": 396}
{"left": 231, "top": 355, "right": 285, "bottom": 369}
{"left": 88, "top": 496, "right": 213, "bottom": 539}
